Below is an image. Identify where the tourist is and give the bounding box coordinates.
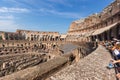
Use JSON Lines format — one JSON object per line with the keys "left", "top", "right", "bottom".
{"left": 113, "top": 38, "right": 119, "bottom": 42}
{"left": 111, "top": 41, "right": 120, "bottom": 59}
{"left": 111, "top": 59, "right": 120, "bottom": 79}
{"left": 112, "top": 59, "right": 120, "bottom": 64}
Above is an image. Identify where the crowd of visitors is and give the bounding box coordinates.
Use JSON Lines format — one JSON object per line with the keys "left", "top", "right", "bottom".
{"left": 102, "top": 38, "right": 120, "bottom": 79}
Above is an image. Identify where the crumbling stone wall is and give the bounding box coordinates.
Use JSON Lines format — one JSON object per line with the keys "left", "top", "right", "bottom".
{"left": 0, "top": 40, "right": 63, "bottom": 55}
{"left": 0, "top": 40, "right": 63, "bottom": 78}
{"left": 0, "top": 53, "right": 51, "bottom": 77}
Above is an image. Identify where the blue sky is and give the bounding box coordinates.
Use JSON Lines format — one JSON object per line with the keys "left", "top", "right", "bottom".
{"left": 0, "top": 0, "right": 113, "bottom": 33}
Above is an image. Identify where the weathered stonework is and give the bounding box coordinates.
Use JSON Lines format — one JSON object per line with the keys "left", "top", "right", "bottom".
{"left": 48, "top": 45, "right": 116, "bottom": 80}
{"left": 0, "top": 29, "right": 66, "bottom": 41}
{"left": 0, "top": 0, "right": 119, "bottom": 80}
{"left": 67, "top": 0, "right": 120, "bottom": 42}
{"left": 0, "top": 42, "right": 96, "bottom": 80}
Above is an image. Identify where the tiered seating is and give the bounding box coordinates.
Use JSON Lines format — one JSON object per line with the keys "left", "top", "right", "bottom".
{"left": 0, "top": 54, "right": 49, "bottom": 77}
{"left": 0, "top": 47, "right": 29, "bottom": 55}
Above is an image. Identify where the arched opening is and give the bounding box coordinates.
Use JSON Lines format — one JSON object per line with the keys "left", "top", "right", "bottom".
{"left": 31, "top": 34, "right": 33, "bottom": 41}
{"left": 98, "top": 34, "right": 102, "bottom": 41}
{"left": 21, "top": 44, "right": 23, "bottom": 47}
{"left": 37, "top": 35, "right": 39, "bottom": 41}
{"left": 55, "top": 36, "right": 59, "bottom": 41}
{"left": 116, "top": 25, "right": 120, "bottom": 39}
{"left": 34, "top": 35, "right": 37, "bottom": 40}
{"left": 31, "top": 37, "right": 33, "bottom": 41}
{"left": 103, "top": 31, "right": 108, "bottom": 40}
{"left": 2, "top": 44, "right": 5, "bottom": 47}
{"left": 17, "top": 44, "right": 19, "bottom": 47}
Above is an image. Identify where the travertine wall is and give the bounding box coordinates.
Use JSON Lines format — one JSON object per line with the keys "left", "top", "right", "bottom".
{"left": 67, "top": 0, "right": 120, "bottom": 42}
{"left": 16, "top": 29, "right": 60, "bottom": 41}
{"left": 0, "top": 29, "right": 63, "bottom": 41}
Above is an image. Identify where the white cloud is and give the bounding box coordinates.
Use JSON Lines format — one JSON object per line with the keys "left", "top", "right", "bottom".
{"left": 0, "top": 20, "right": 19, "bottom": 31}
{"left": 39, "top": 8, "right": 82, "bottom": 18}
{"left": 0, "top": 7, "right": 28, "bottom": 32}
{"left": 0, "top": 15, "right": 14, "bottom": 20}
{"left": 0, "top": 7, "right": 29, "bottom": 13}
{"left": 47, "top": 0, "right": 72, "bottom": 7}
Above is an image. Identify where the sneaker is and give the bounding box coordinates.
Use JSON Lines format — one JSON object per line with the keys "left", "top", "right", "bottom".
{"left": 107, "top": 63, "right": 114, "bottom": 69}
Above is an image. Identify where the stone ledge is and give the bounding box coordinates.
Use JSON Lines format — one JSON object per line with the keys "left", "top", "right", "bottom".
{"left": 48, "top": 45, "right": 116, "bottom": 80}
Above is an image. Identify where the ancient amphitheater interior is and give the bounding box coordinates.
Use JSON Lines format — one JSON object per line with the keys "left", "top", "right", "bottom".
{"left": 0, "top": 0, "right": 120, "bottom": 80}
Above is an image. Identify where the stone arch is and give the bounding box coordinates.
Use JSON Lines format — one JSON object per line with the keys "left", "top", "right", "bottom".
{"left": 9, "top": 34, "right": 14, "bottom": 40}
{"left": 103, "top": 31, "right": 108, "bottom": 40}
{"left": 52, "top": 44, "right": 57, "bottom": 49}
{"left": 31, "top": 34, "right": 33, "bottom": 41}
{"left": 37, "top": 35, "right": 39, "bottom": 41}
{"left": 118, "top": 14, "right": 120, "bottom": 20}
{"left": 7, "top": 43, "right": 9, "bottom": 47}
{"left": 111, "top": 18, "right": 113, "bottom": 24}
{"left": 17, "top": 44, "right": 19, "bottom": 47}
{"left": 33, "top": 44, "right": 37, "bottom": 48}
{"left": 22, "top": 31, "right": 26, "bottom": 40}
{"left": 27, "top": 37, "right": 30, "bottom": 40}
{"left": 116, "top": 25, "right": 120, "bottom": 39}
{"left": 51, "top": 35, "right": 53, "bottom": 41}
{"left": 55, "top": 36, "right": 59, "bottom": 41}
{"left": 105, "top": 21, "right": 108, "bottom": 26}
{"left": 12, "top": 43, "right": 14, "bottom": 46}
{"left": 21, "top": 44, "right": 23, "bottom": 47}
{"left": 28, "top": 43, "right": 30, "bottom": 46}
{"left": 34, "top": 35, "right": 37, "bottom": 40}
{"left": 46, "top": 35, "right": 49, "bottom": 41}
{"left": 2, "top": 44, "right": 5, "bottom": 47}
{"left": 25, "top": 43, "right": 27, "bottom": 46}
{"left": 39, "top": 35, "right": 43, "bottom": 41}
{"left": 44, "top": 35, "right": 46, "bottom": 41}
